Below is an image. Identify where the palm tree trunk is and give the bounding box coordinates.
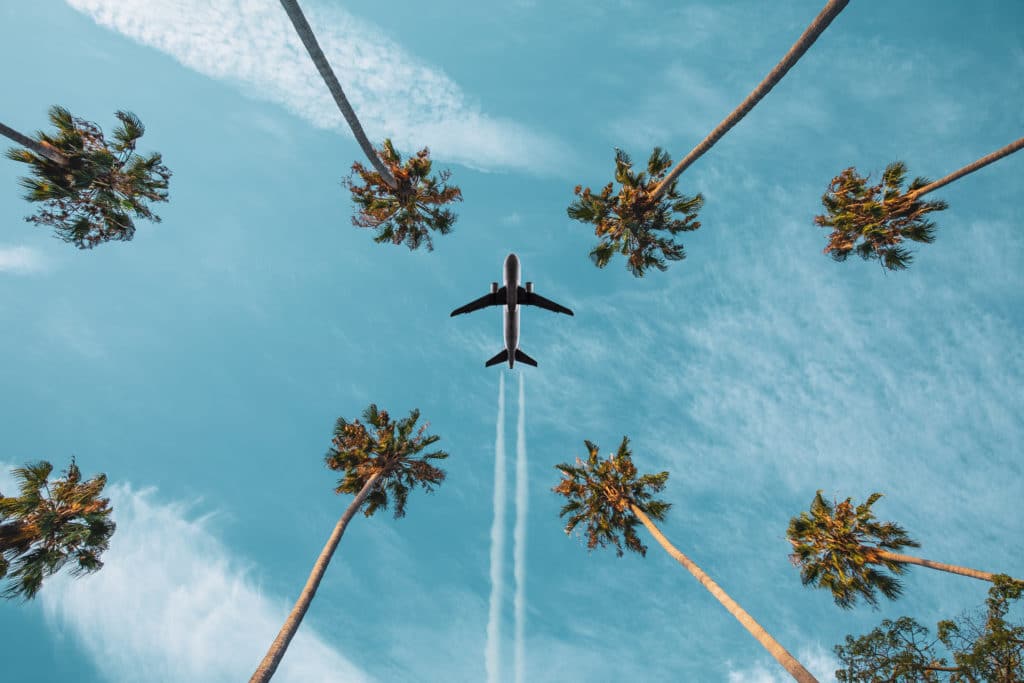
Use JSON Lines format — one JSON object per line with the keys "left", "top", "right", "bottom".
{"left": 649, "top": 0, "right": 849, "bottom": 202}
{"left": 874, "top": 549, "right": 1020, "bottom": 583}
{"left": 278, "top": 0, "right": 398, "bottom": 189}
{"left": 907, "top": 137, "right": 1024, "bottom": 200}
{"left": 0, "top": 121, "right": 69, "bottom": 166}
{"left": 249, "top": 470, "right": 384, "bottom": 683}
{"left": 630, "top": 504, "right": 818, "bottom": 683}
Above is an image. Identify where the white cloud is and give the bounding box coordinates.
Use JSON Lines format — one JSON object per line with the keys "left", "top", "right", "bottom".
{"left": 5, "top": 471, "right": 373, "bottom": 683}
{"left": 0, "top": 245, "right": 46, "bottom": 274}
{"left": 728, "top": 643, "right": 839, "bottom": 682}
{"left": 65, "top": 0, "right": 567, "bottom": 173}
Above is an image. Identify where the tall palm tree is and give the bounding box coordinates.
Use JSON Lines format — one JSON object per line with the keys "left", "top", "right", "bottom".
{"left": 554, "top": 437, "right": 818, "bottom": 682}
{"left": 568, "top": 0, "right": 849, "bottom": 276}
{"left": 0, "top": 458, "right": 115, "bottom": 600}
{"left": 788, "top": 491, "right": 1023, "bottom": 609}
{"left": 567, "top": 148, "right": 703, "bottom": 277}
{"left": 3, "top": 106, "right": 171, "bottom": 249}
{"left": 250, "top": 404, "right": 449, "bottom": 683}
{"left": 344, "top": 139, "right": 462, "bottom": 251}
{"left": 279, "top": 0, "right": 461, "bottom": 250}
{"left": 816, "top": 137, "right": 1024, "bottom": 270}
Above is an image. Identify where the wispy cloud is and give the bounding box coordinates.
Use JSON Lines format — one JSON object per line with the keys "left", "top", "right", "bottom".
{"left": 728, "top": 643, "right": 840, "bottom": 682}
{"left": 0, "top": 245, "right": 46, "bottom": 274}
{"left": 9, "top": 472, "right": 372, "bottom": 683}
{"left": 65, "top": 0, "right": 567, "bottom": 173}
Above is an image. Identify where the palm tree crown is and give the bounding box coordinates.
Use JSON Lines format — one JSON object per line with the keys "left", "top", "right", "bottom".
{"left": 327, "top": 403, "right": 448, "bottom": 518}
{"left": 567, "top": 148, "right": 703, "bottom": 278}
{"left": 343, "top": 139, "right": 463, "bottom": 252}
{"left": 815, "top": 162, "right": 948, "bottom": 270}
{"left": 553, "top": 436, "right": 670, "bottom": 556}
{"left": 4, "top": 106, "right": 170, "bottom": 249}
{"left": 788, "top": 491, "right": 919, "bottom": 609}
{"left": 0, "top": 458, "right": 115, "bottom": 600}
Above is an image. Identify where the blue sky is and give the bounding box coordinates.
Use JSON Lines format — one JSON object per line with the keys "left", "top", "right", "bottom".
{"left": 1, "top": 1, "right": 1022, "bottom": 681}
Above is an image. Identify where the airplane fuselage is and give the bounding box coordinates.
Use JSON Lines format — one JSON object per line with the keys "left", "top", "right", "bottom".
{"left": 450, "top": 251, "right": 572, "bottom": 368}
{"left": 503, "top": 253, "right": 520, "bottom": 368}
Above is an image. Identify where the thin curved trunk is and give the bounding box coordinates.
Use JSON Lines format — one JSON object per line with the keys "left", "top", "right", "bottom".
{"left": 630, "top": 504, "right": 818, "bottom": 683}
{"left": 0, "top": 121, "right": 69, "bottom": 166}
{"left": 907, "top": 137, "right": 1024, "bottom": 200}
{"left": 650, "top": 0, "right": 849, "bottom": 202}
{"left": 278, "top": 0, "right": 398, "bottom": 189}
{"left": 249, "top": 470, "right": 384, "bottom": 683}
{"left": 874, "top": 549, "right": 1020, "bottom": 583}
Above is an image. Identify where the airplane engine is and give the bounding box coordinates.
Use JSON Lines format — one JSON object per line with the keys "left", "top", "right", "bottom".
{"left": 525, "top": 282, "right": 533, "bottom": 293}
{"left": 490, "top": 282, "right": 498, "bottom": 293}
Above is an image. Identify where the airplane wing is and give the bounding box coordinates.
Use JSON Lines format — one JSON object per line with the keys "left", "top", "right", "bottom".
{"left": 519, "top": 287, "right": 574, "bottom": 316}
{"left": 450, "top": 287, "right": 506, "bottom": 316}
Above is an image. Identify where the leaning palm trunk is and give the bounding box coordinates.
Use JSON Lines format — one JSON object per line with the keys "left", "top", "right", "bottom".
{"left": 279, "top": 0, "right": 398, "bottom": 189}
{"left": 250, "top": 470, "right": 383, "bottom": 683}
{"left": 871, "top": 549, "right": 1020, "bottom": 584}
{"left": 631, "top": 504, "right": 818, "bottom": 683}
{"left": 649, "top": 0, "right": 848, "bottom": 202}
{"left": 907, "top": 137, "right": 1024, "bottom": 200}
{"left": 0, "top": 121, "right": 68, "bottom": 166}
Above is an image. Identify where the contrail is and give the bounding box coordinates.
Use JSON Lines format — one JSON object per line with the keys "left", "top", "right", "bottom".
{"left": 485, "top": 372, "right": 507, "bottom": 683}
{"left": 513, "top": 373, "right": 528, "bottom": 683}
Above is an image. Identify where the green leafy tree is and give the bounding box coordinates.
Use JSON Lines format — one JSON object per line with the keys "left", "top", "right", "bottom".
{"left": 3, "top": 106, "right": 171, "bottom": 248}
{"left": 0, "top": 458, "right": 115, "bottom": 600}
{"left": 250, "top": 404, "right": 449, "bottom": 683}
{"left": 816, "top": 137, "right": 1024, "bottom": 270}
{"left": 567, "top": 148, "right": 703, "bottom": 277}
{"left": 788, "top": 492, "right": 1022, "bottom": 609}
{"left": 554, "top": 437, "right": 819, "bottom": 682}
{"left": 278, "top": 0, "right": 461, "bottom": 250}
{"left": 836, "top": 576, "right": 1024, "bottom": 682}
{"left": 344, "top": 139, "right": 462, "bottom": 251}
{"left": 568, "top": 0, "right": 848, "bottom": 276}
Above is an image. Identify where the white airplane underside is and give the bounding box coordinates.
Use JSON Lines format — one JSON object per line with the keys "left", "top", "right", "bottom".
{"left": 450, "top": 253, "right": 574, "bottom": 368}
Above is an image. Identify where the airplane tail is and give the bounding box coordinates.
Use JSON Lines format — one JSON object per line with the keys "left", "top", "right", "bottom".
{"left": 514, "top": 349, "right": 538, "bottom": 367}
{"left": 485, "top": 349, "right": 509, "bottom": 367}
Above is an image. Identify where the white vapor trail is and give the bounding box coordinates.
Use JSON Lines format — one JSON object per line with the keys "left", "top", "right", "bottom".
{"left": 485, "top": 372, "right": 507, "bottom": 683}
{"left": 513, "top": 373, "right": 528, "bottom": 683}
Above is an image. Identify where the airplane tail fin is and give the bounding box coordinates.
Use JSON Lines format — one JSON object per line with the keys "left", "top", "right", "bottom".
{"left": 485, "top": 349, "right": 509, "bottom": 367}
{"left": 514, "top": 349, "right": 538, "bottom": 367}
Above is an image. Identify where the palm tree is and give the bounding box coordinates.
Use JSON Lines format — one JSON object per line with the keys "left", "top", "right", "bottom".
{"left": 554, "top": 437, "right": 818, "bottom": 682}
{"left": 3, "top": 106, "right": 171, "bottom": 249}
{"left": 250, "top": 404, "right": 449, "bottom": 683}
{"left": 0, "top": 458, "right": 115, "bottom": 600}
{"left": 788, "top": 491, "right": 1023, "bottom": 609}
{"left": 568, "top": 0, "right": 849, "bottom": 276}
{"left": 567, "top": 148, "right": 703, "bottom": 276}
{"left": 279, "top": 0, "right": 461, "bottom": 249}
{"left": 344, "top": 139, "right": 462, "bottom": 251}
{"left": 816, "top": 137, "right": 1024, "bottom": 270}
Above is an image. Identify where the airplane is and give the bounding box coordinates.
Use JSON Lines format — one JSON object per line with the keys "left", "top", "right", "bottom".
{"left": 450, "top": 253, "right": 573, "bottom": 368}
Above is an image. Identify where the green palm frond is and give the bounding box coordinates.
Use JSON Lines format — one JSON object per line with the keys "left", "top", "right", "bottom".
{"left": 6, "top": 105, "right": 171, "bottom": 249}
{"left": 552, "top": 437, "right": 670, "bottom": 558}
{"left": 788, "top": 490, "right": 919, "bottom": 609}
{"left": 343, "top": 139, "right": 462, "bottom": 252}
{"left": 326, "top": 403, "right": 448, "bottom": 519}
{"left": 0, "top": 458, "right": 115, "bottom": 600}
{"left": 815, "top": 162, "right": 947, "bottom": 271}
{"left": 568, "top": 147, "right": 703, "bottom": 277}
